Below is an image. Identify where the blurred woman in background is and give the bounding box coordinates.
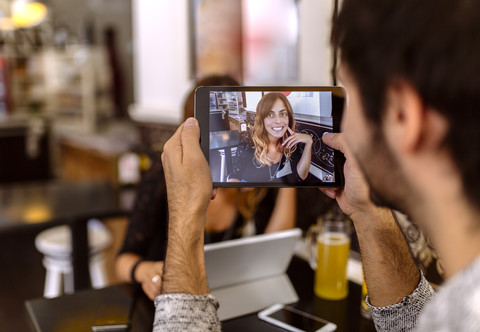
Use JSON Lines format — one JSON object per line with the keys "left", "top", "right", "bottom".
{"left": 115, "top": 76, "right": 299, "bottom": 300}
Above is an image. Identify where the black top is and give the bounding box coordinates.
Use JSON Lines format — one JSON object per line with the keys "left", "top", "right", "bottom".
{"left": 228, "top": 141, "right": 303, "bottom": 183}
{"left": 118, "top": 156, "right": 169, "bottom": 261}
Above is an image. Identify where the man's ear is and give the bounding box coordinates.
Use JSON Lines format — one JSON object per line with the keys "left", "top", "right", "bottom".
{"left": 383, "top": 80, "right": 425, "bottom": 154}
{"left": 384, "top": 81, "right": 449, "bottom": 154}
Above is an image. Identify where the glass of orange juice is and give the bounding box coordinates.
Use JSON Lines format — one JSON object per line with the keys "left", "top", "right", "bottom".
{"left": 307, "top": 219, "right": 351, "bottom": 300}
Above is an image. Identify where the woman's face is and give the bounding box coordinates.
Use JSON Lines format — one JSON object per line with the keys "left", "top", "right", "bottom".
{"left": 263, "top": 98, "right": 290, "bottom": 142}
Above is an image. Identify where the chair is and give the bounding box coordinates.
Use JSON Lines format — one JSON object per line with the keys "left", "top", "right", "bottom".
{"left": 35, "top": 219, "right": 112, "bottom": 298}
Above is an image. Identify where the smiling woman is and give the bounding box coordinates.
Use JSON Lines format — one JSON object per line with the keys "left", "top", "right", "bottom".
{"left": 228, "top": 92, "right": 313, "bottom": 183}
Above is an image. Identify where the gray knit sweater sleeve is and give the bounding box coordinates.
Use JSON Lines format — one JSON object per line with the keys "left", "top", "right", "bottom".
{"left": 367, "top": 272, "right": 435, "bottom": 331}
{"left": 153, "top": 293, "right": 221, "bottom": 332}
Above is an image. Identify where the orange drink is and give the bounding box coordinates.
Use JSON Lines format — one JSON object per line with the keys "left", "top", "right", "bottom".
{"left": 314, "top": 231, "right": 350, "bottom": 300}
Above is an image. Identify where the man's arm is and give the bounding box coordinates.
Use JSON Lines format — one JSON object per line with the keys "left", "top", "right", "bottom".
{"left": 352, "top": 207, "right": 420, "bottom": 307}
{"left": 153, "top": 118, "right": 220, "bottom": 332}
{"left": 322, "top": 133, "right": 433, "bottom": 330}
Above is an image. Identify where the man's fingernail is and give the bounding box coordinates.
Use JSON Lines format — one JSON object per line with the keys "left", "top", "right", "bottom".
{"left": 185, "top": 117, "right": 196, "bottom": 127}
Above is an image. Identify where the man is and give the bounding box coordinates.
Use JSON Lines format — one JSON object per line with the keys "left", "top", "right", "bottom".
{"left": 155, "top": 0, "right": 480, "bottom": 330}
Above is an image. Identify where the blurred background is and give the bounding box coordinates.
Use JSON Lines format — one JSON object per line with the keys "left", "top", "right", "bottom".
{"left": 0, "top": 0, "right": 338, "bottom": 330}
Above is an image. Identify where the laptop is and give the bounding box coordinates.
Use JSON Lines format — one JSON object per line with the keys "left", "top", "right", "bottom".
{"left": 25, "top": 284, "right": 136, "bottom": 332}
{"left": 204, "top": 228, "right": 302, "bottom": 321}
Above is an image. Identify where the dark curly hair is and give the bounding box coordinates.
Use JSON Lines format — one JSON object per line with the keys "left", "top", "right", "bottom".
{"left": 331, "top": 0, "right": 480, "bottom": 209}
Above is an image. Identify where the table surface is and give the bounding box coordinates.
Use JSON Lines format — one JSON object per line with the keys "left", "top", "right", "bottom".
{"left": 25, "top": 256, "right": 376, "bottom": 332}
{"left": 0, "top": 180, "right": 134, "bottom": 231}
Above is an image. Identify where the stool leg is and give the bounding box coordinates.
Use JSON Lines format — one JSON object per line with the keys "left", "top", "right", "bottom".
{"left": 89, "top": 254, "right": 108, "bottom": 289}
{"left": 43, "top": 265, "right": 63, "bottom": 298}
{"left": 64, "top": 269, "right": 74, "bottom": 294}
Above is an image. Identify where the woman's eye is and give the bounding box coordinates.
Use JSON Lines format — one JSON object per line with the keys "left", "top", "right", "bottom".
{"left": 268, "top": 113, "right": 274, "bottom": 117}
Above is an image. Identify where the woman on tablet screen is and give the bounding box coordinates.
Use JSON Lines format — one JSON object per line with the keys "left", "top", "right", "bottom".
{"left": 228, "top": 92, "right": 313, "bottom": 183}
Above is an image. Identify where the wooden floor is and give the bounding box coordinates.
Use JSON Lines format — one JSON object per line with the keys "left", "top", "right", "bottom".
{"left": 0, "top": 218, "right": 128, "bottom": 332}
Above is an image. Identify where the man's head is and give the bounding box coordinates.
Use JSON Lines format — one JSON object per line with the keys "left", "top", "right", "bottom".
{"left": 332, "top": 0, "right": 480, "bottom": 212}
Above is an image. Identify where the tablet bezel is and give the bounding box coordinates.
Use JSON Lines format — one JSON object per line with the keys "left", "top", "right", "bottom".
{"left": 195, "top": 86, "right": 345, "bottom": 188}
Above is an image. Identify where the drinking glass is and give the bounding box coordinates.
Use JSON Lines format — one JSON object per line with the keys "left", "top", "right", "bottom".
{"left": 306, "top": 218, "right": 351, "bottom": 300}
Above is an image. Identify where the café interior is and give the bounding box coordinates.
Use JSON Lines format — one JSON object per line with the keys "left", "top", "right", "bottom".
{"left": 0, "top": 1, "right": 379, "bottom": 331}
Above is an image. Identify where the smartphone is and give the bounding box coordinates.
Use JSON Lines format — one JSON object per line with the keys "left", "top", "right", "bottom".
{"left": 195, "top": 86, "right": 345, "bottom": 188}
{"left": 258, "top": 304, "right": 337, "bottom": 332}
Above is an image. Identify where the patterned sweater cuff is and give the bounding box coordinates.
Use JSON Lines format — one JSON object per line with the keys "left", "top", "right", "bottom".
{"left": 367, "top": 271, "right": 435, "bottom": 332}
{"left": 153, "top": 293, "right": 221, "bottom": 332}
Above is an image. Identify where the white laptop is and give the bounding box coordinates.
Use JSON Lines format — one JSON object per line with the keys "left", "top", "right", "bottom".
{"left": 204, "top": 228, "right": 301, "bottom": 321}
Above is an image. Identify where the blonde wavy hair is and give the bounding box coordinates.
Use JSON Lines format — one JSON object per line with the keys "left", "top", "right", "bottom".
{"left": 252, "top": 92, "right": 297, "bottom": 167}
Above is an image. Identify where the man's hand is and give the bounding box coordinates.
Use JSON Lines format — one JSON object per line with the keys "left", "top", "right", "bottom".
{"left": 160, "top": 118, "right": 212, "bottom": 295}
{"left": 162, "top": 117, "right": 213, "bottom": 230}
{"left": 321, "top": 133, "right": 383, "bottom": 227}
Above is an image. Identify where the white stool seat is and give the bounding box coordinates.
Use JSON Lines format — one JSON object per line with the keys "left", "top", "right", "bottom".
{"left": 35, "top": 219, "right": 112, "bottom": 298}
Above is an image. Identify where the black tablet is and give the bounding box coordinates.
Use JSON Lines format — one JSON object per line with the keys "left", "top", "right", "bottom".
{"left": 195, "top": 86, "right": 345, "bottom": 188}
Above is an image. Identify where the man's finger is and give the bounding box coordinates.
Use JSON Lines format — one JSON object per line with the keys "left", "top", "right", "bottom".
{"left": 180, "top": 118, "right": 203, "bottom": 164}
{"left": 322, "top": 132, "right": 345, "bottom": 153}
{"left": 162, "top": 122, "right": 185, "bottom": 168}
{"left": 318, "top": 187, "right": 340, "bottom": 199}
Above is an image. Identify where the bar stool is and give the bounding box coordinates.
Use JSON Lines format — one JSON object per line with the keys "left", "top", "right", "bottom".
{"left": 35, "top": 219, "right": 112, "bottom": 298}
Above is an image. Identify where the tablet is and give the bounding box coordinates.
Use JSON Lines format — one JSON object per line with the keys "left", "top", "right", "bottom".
{"left": 195, "top": 86, "right": 345, "bottom": 187}
{"left": 204, "top": 228, "right": 302, "bottom": 320}
{"left": 204, "top": 228, "right": 302, "bottom": 289}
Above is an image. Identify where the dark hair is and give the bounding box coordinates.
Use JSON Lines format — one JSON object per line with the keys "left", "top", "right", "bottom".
{"left": 183, "top": 74, "right": 240, "bottom": 120}
{"left": 331, "top": 0, "right": 480, "bottom": 208}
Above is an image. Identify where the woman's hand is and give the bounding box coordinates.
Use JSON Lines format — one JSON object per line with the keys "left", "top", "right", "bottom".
{"left": 135, "top": 261, "right": 164, "bottom": 300}
{"left": 284, "top": 128, "right": 313, "bottom": 180}
{"left": 282, "top": 128, "right": 313, "bottom": 149}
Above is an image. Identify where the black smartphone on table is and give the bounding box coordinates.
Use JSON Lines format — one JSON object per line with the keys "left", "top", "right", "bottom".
{"left": 195, "top": 86, "right": 345, "bottom": 188}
